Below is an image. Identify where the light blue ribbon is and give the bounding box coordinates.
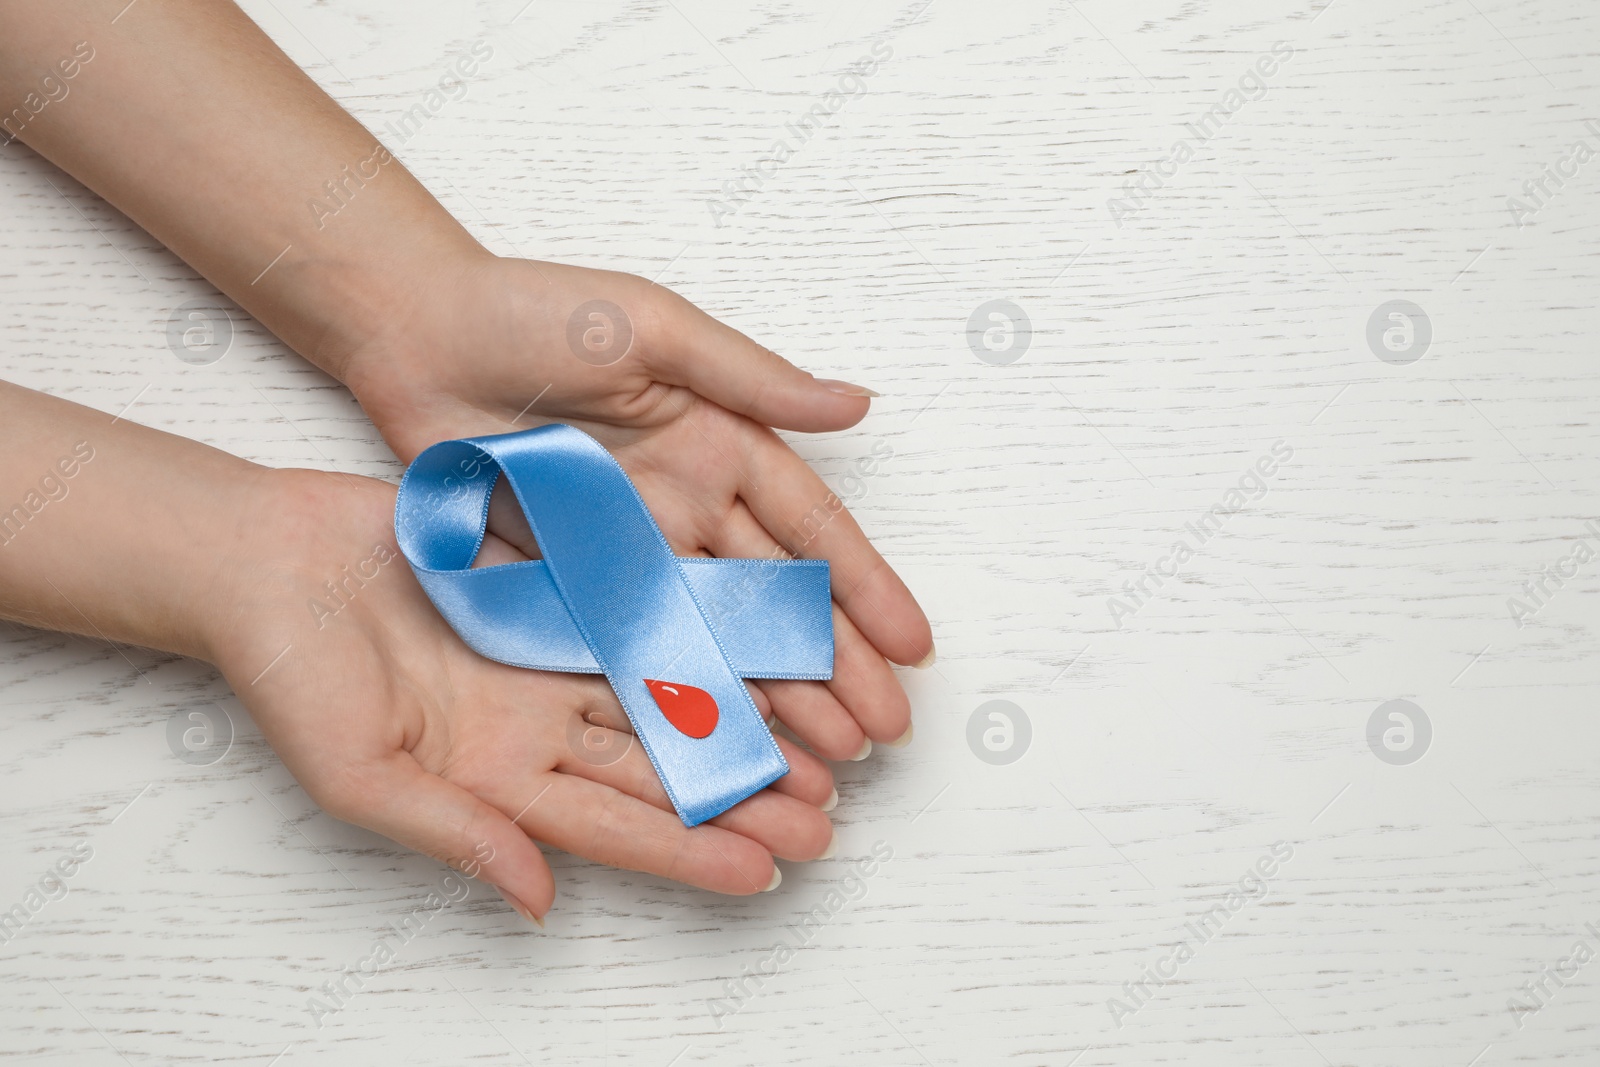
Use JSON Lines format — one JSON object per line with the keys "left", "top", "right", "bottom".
{"left": 394, "top": 424, "right": 833, "bottom": 826}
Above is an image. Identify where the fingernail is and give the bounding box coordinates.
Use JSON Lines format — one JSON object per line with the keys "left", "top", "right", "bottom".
{"left": 818, "top": 830, "right": 838, "bottom": 860}
{"left": 763, "top": 867, "right": 783, "bottom": 892}
{"left": 821, "top": 787, "right": 838, "bottom": 813}
{"left": 887, "top": 724, "right": 914, "bottom": 748}
{"left": 914, "top": 646, "right": 937, "bottom": 670}
{"left": 850, "top": 737, "right": 872, "bottom": 761}
{"left": 497, "top": 888, "right": 546, "bottom": 928}
{"left": 818, "top": 378, "right": 882, "bottom": 398}
{"left": 765, "top": 712, "right": 777, "bottom": 729}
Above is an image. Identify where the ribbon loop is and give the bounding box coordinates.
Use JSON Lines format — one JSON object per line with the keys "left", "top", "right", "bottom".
{"left": 395, "top": 425, "right": 833, "bottom": 826}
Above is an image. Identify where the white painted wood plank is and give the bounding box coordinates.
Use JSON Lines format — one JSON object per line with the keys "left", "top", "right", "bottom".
{"left": 3, "top": 1, "right": 1599, "bottom": 1063}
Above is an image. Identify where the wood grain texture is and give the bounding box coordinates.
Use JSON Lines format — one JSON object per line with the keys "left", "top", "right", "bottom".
{"left": 3, "top": 0, "right": 1600, "bottom": 1063}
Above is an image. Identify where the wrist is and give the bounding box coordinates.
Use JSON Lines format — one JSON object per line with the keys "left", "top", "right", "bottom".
{"left": 252, "top": 214, "right": 493, "bottom": 386}
{"left": 333, "top": 249, "right": 514, "bottom": 454}
{"left": 200, "top": 466, "right": 402, "bottom": 680}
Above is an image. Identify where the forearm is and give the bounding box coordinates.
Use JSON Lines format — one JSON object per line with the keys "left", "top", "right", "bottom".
{"left": 0, "top": 0, "right": 485, "bottom": 378}
{"left": 0, "top": 379, "right": 264, "bottom": 661}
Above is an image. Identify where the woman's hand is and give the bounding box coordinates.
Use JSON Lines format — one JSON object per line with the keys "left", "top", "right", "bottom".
{"left": 1, "top": 0, "right": 933, "bottom": 764}
{"left": 335, "top": 254, "right": 935, "bottom": 761}
{"left": 0, "top": 384, "right": 837, "bottom": 922}
{"left": 210, "top": 466, "right": 840, "bottom": 923}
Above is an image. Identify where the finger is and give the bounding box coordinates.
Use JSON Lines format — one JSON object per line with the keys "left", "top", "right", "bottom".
{"left": 522, "top": 774, "right": 779, "bottom": 895}
{"left": 709, "top": 791, "right": 834, "bottom": 861}
{"left": 569, "top": 684, "right": 830, "bottom": 804}
{"left": 759, "top": 678, "right": 867, "bottom": 762}
{"left": 706, "top": 499, "right": 912, "bottom": 745}
{"left": 485, "top": 477, "right": 539, "bottom": 560}
{"left": 330, "top": 752, "right": 555, "bottom": 924}
{"left": 555, "top": 726, "right": 833, "bottom": 860}
{"left": 645, "top": 286, "right": 877, "bottom": 434}
{"left": 825, "top": 603, "right": 913, "bottom": 745}
{"left": 745, "top": 678, "right": 772, "bottom": 717}
{"left": 568, "top": 669, "right": 768, "bottom": 736}
{"left": 768, "top": 733, "right": 837, "bottom": 807}
{"left": 559, "top": 713, "right": 834, "bottom": 810}
{"left": 740, "top": 428, "right": 934, "bottom": 667}
{"left": 560, "top": 687, "right": 838, "bottom": 806}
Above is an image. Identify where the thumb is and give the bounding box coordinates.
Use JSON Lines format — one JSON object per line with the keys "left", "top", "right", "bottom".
{"left": 336, "top": 754, "right": 555, "bottom": 925}
{"left": 648, "top": 293, "right": 879, "bottom": 432}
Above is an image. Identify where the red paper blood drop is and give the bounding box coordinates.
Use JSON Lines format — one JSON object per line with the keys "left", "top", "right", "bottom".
{"left": 645, "top": 679, "right": 719, "bottom": 739}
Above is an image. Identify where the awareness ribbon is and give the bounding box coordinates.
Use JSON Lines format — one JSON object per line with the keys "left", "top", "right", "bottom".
{"left": 394, "top": 424, "right": 834, "bottom": 827}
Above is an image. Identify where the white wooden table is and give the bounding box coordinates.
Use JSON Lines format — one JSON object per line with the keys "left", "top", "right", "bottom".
{"left": 4, "top": 1, "right": 1600, "bottom": 1063}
